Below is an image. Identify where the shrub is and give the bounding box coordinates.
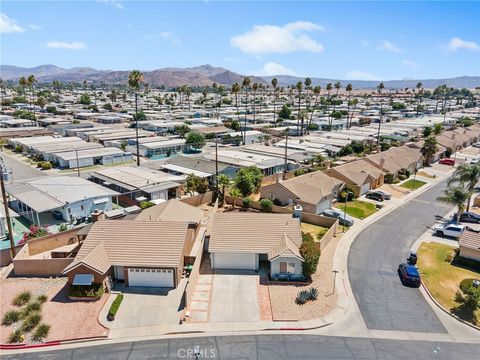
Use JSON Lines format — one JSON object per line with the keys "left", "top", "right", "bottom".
{"left": 24, "top": 301, "right": 42, "bottom": 313}
{"left": 140, "top": 201, "right": 155, "bottom": 209}
{"left": 13, "top": 291, "right": 31, "bottom": 307}
{"left": 398, "top": 174, "right": 408, "bottom": 181}
{"left": 295, "top": 290, "right": 310, "bottom": 305}
{"left": 108, "top": 294, "right": 124, "bottom": 321}
{"left": 37, "top": 295, "right": 48, "bottom": 303}
{"left": 40, "top": 161, "right": 52, "bottom": 170}
{"left": 308, "top": 287, "right": 319, "bottom": 301}
{"left": 300, "top": 232, "right": 320, "bottom": 277}
{"left": 32, "top": 324, "right": 50, "bottom": 342}
{"left": 2, "top": 310, "right": 20, "bottom": 325}
{"left": 68, "top": 284, "right": 104, "bottom": 299}
{"left": 242, "top": 197, "right": 251, "bottom": 208}
{"left": 8, "top": 329, "right": 24, "bottom": 344}
{"left": 384, "top": 173, "right": 395, "bottom": 184}
{"left": 260, "top": 198, "right": 273, "bottom": 213}
{"left": 14, "top": 145, "right": 23, "bottom": 153}
{"left": 21, "top": 312, "right": 42, "bottom": 332}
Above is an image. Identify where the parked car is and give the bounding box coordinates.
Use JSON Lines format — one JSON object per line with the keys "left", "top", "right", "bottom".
{"left": 321, "top": 208, "right": 355, "bottom": 226}
{"left": 407, "top": 251, "right": 417, "bottom": 265}
{"left": 433, "top": 223, "right": 465, "bottom": 239}
{"left": 439, "top": 158, "right": 455, "bottom": 166}
{"left": 398, "top": 263, "right": 421, "bottom": 287}
{"left": 51, "top": 210, "right": 64, "bottom": 220}
{"left": 375, "top": 190, "right": 392, "bottom": 200}
{"left": 460, "top": 212, "right": 480, "bottom": 223}
{"left": 473, "top": 143, "right": 480, "bottom": 148}
{"left": 471, "top": 158, "right": 480, "bottom": 165}
{"left": 365, "top": 191, "right": 385, "bottom": 202}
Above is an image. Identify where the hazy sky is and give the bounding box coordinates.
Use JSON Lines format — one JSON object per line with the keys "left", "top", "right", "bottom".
{"left": 2, "top": 1, "right": 480, "bottom": 80}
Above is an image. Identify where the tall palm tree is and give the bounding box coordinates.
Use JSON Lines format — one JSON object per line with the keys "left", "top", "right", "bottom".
{"left": 308, "top": 85, "right": 321, "bottom": 129}
{"left": 437, "top": 186, "right": 472, "bottom": 223}
{"left": 448, "top": 163, "right": 480, "bottom": 211}
{"left": 128, "top": 70, "right": 144, "bottom": 166}
{"left": 217, "top": 174, "right": 231, "bottom": 202}
{"left": 271, "top": 77, "right": 278, "bottom": 123}
{"left": 0, "top": 78, "right": 4, "bottom": 114}
{"left": 349, "top": 98, "right": 359, "bottom": 128}
{"left": 416, "top": 82, "right": 423, "bottom": 117}
{"left": 330, "top": 81, "right": 342, "bottom": 128}
{"left": 27, "top": 75, "right": 37, "bottom": 122}
{"left": 241, "top": 76, "right": 251, "bottom": 145}
{"left": 345, "top": 83, "right": 353, "bottom": 129}
{"left": 252, "top": 82, "right": 259, "bottom": 122}
{"left": 304, "top": 77, "right": 312, "bottom": 111}
{"left": 326, "top": 82, "right": 332, "bottom": 127}
{"left": 185, "top": 86, "right": 192, "bottom": 112}
{"left": 18, "top": 76, "right": 27, "bottom": 95}
{"left": 231, "top": 82, "right": 241, "bottom": 123}
{"left": 295, "top": 81, "right": 303, "bottom": 135}
{"left": 376, "top": 82, "right": 385, "bottom": 148}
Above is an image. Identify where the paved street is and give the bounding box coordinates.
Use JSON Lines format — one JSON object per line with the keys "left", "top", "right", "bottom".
{"left": 4, "top": 335, "right": 479, "bottom": 359}
{"left": 0, "top": 152, "right": 45, "bottom": 182}
{"left": 348, "top": 179, "right": 452, "bottom": 333}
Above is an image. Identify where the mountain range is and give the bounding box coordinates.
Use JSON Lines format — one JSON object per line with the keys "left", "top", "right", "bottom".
{"left": 1, "top": 64, "right": 479, "bottom": 89}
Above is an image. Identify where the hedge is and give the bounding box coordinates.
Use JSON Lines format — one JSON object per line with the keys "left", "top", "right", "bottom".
{"left": 107, "top": 294, "right": 124, "bottom": 321}
{"left": 68, "top": 284, "right": 104, "bottom": 299}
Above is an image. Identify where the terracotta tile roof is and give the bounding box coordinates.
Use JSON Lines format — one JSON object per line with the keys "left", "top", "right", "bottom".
{"left": 209, "top": 213, "right": 302, "bottom": 254}
{"left": 460, "top": 229, "right": 480, "bottom": 251}
{"left": 63, "top": 220, "right": 188, "bottom": 274}
{"left": 135, "top": 199, "right": 204, "bottom": 224}
{"left": 330, "top": 159, "right": 384, "bottom": 186}
{"left": 366, "top": 146, "right": 423, "bottom": 173}
{"left": 268, "top": 233, "right": 304, "bottom": 261}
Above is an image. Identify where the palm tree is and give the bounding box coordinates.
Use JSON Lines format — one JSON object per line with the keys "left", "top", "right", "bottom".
{"left": 376, "top": 82, "right": 385, "bottom": 148}
{"left": 420, "top": 136, "right": 439, "bottom": 166}
{"left": 349, "top": 98, "right": 358, "bottom": 129}
{"left": 128, "top": 70, "right": 144, "bottom": 166}
{"left": 231, "top": 82, "right": 241, "bottom": 122}
{"left": 0, "top": 78, "right": 4, "bottom": 114}
{"left": 217, "top": 174, "right": 231, "bottom": 202}
{"left": 437, "top": 186, "right": 472, "bottom": 223}
{"left": 295, "top": 81, "right": 303, "bottom": 135}
{"left": 326, "top": 82, "right": 332, "bottom": 127}
{"left": 330, "top": 81, "right": 342, "bottom": 128}
{"left": 27, "top": 75, "right": 37, "bottom": 122}
{"left": 185, "top": 86, "right": 192, "bottom": 112}
{"left": 416, "top": 82, "right": 423, "bottom": 117}
{"left": 229, "top": 187, "right": 241, "bottom": 208}
{"left": 448, "top": 163, "right": 480, "bottom": 211}
{"left": 345, "top": 83, "right": 353, "bottom": 129}
{"left": 18, "top": 76, "right": 27, "bottom": 95}
{"left": 252, "top": 82, "right": 259, "bottom": 122}
{"left": 308, "top": 85, "right": 321, "bottom": 129}
{"left": 304, "top": 77, "right": 312, "bottom": 110}
{"left": 271, "top": 77, "right": 278, "bottom": 123}
{"left": 241, "top": 77, "right": 251, "bottom": 145}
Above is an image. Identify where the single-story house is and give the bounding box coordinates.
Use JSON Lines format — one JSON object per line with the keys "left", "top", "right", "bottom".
{"left": 260, "top": 170, "right": 344, "bottom": 214}
{"left": 6, "top": 176, "right": 118, "bottom": 224}
{"left": 136, "top": 199, "right": 204, "bottom": 227}
{"left": 406, "top": 141, "right": 447, "bottom": 164}
{"left": 63, "top": 219, "right": 195, "bottom": 288}
{"left": 324, "top": 159, "right": 385, "bottom": 197}
{"left": 365, "top": 146, "right": 424, "bottom": 178}
{"left": 459, "top": 229, "right": 480, "bottom": 262}
{"left": 208, "top": 213, "right": 304, "bottom": 277}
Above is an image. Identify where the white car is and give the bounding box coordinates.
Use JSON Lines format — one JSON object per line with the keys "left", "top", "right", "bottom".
{"left": 433, "top": 223, "right": 465, "bottom": 239}
{"left": 470, "top": 158, "right": 480, "bottom": 165}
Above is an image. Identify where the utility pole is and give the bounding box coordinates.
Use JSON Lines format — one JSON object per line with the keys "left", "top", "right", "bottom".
{"left": 0, "top": 170, "right": 16, "bottom": 260}
{"left": 75, "top": 149, "right": 80, "bottom": 177}
{"left": 215, "top": 135, "right": 219, "bottom": 198}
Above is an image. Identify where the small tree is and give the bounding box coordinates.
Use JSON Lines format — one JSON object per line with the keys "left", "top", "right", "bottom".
{"left": 185, "top": 132, "right": 206, "bottom": 149}
{"left": 421, "top": 136, "right": 439, "bottom": 165}
{"left": 229, "top": 187, "right": 241, "bottom": 208}
{"left": 299, "top": 232, "right": 320, "bottom": 277}
{"left": 79, "top": 94, "right": 91, "bottom": 105}
{"left": 217, "top": 174, "right": 231, "bottom": 201}
{"left": 278, "top": 104, "right": 292, "bottom": 120}
{"left": 185, "top": 174, "right": 208, "bottom": 195}
{"left": 422, "top": 126, "right": 432, "bottom": 138}
{"left": 234, "top": 166, "right": 263, "bottom": 197}
{"left": 260, "top": 198, "right": 273, "bottom": 212}
{"left": 175, "top": 124, "right": 190, "bottom": 138}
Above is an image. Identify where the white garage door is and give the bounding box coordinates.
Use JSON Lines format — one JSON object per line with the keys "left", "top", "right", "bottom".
{"left": 128, "top": 268, "right": 174, "bottom": 287}
{"left": 213, "top": 253, "right": 257, "bottom": 270}
{"left": 360, "top": 182, "right": 371, "bottom": 195}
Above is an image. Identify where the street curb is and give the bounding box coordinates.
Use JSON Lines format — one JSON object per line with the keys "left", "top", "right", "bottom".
{"left": 0, "top": 336, "right": 108, "bottom": 350}
{"left": 421, "top": 282, "right": 480, "bottom": 332}
{"left": 264, "top": 321, "right": 333, "bottom": 331}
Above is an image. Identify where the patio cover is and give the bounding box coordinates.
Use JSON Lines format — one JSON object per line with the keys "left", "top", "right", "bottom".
{"left": 72, "top": 274, "right": 94, "bottom": 286}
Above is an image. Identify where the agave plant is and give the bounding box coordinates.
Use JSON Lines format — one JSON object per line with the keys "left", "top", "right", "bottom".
{"left": 308, "top": 287, "right": 319, "bottom": 301}
{"left": 295, "top": 290, "right": 310, "bottom": 305}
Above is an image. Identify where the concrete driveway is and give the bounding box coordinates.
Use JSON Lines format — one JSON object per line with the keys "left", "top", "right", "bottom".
{"left": 209, "top": 271, "right": 259, "bottom": 322}
{"left": 100, "top": 282, "right": 186, "bottom": 329}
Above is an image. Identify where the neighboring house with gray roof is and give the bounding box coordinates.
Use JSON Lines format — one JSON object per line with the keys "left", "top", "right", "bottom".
{"left": 208, "top": 213, "right": 304, "bottom": 277}
{"left": 260, "top": 170, "right": 344, "bottom": 214}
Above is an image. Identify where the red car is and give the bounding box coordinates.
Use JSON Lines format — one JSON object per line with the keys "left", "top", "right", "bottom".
{"left": 439, "top": 158, "right": 455, "bottom": 166}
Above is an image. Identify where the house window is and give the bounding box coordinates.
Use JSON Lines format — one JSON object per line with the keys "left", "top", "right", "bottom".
{"left": 81, "top": 205, "right": 84, "bottom": 210}
{"left": 288, "top": 262, "right": 296, "bottom": 273}
{"left": 279, "top": 262, "right": 287, "bottom": 273}
{"left": 269, "top": 193, "right": 276, "bottom": 200}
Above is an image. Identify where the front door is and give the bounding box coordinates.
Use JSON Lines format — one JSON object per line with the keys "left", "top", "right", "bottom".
{"left": 279, "top": 262, "right": 287, "bottom": 273}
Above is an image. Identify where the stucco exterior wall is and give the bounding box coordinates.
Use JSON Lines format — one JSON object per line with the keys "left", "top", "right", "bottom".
{"left": 459, "top": 247, "right": 480, "bottom": 262}
{"left": 270, "top": 256, "right": 303, "bottom": 276}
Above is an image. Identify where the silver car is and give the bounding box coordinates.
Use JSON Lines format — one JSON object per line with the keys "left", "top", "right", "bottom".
{"left": 322, "top": 208, "right": 355, "bottom": 226}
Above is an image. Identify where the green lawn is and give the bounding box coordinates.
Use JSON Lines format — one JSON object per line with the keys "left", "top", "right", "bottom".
{"left": 400, "top": 179, "right": 426, "bottom": 190}
{"left": 417, "top": 242, "right": 480, "bottom": 325}
{"left": 335, "top": 200, "right": 378, "bottom": 219}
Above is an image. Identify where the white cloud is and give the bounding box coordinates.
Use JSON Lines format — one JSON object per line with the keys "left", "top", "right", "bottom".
{"left": 28, "top": 24, "right": 42, "bottom": 30}
{"left": 345, "top": 70, "right": 380, "bottom": 81}
{"left": 360, "top": 40, "right": 370, "bottom": 47}
{"left": 447, "top": 37, "right": 480, "bottom": 53}
{"left": 98, "top": 0, "right": 124, "bottom": 9}
{"left": 145, "top": 32, "right": 181, "bottom": 45}
{"left": 253, "top": 62, "right": 298, "bottom": 76}
{"left": 231, "top": 21, "right": 324, "bottom": 55}
{"left": 46, "top": 41, "right": 86, "bottom": 50}
{"left": 0, "top": 13, "right": 25, "bottom": 33}
{"left": 377, "top": 40, "right": 402, "bottom": 53}
{"left": 402, "top": 59, "right": 419, "bottom": 69}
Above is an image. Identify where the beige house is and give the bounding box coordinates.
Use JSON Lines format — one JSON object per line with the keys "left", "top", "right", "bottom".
{"left": 459, "top": 229, "right": 480, "bottom": 262}
{"left": 260, "top": 171, "right": 344, "bottom": 214}
{"left": 325, "top": 159, "right": 385, "bottom": 197}
{"left": 208, "top": 213, "right": 304, "bottom": 277}
{"left": 365, "top": 146, "right": 423, "bottom": 178}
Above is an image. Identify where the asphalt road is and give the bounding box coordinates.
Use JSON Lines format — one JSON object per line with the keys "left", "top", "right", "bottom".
{"left": 3, "top": 335, "right": 479, "bottom": 360}
{"left": 0, "top": 152, "right": 45, "bottom": 182}
{"left": 348, "top": 180, "right": 452, "bottom": 333}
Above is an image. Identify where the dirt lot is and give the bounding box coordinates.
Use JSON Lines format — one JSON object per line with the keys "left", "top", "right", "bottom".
{"left": 268, "top": 232, "right": 342, "bottom": 321}
{"left": 0, "top": 277, "right": 108, "bottom": 344}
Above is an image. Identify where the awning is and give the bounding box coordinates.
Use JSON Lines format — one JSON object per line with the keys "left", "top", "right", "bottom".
{"left": 72, "top": 274, "right": 94, "bottom": 286}
{"left": 93, "top": 197, "right": 108, "bottom": 204}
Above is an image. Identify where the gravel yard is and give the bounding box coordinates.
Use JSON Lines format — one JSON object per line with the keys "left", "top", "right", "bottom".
{"left": 0, "top": 277, "right": 108, "bottom": 344}
{"left": 268, "top": 232, "right": 342, "bottom": 321}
